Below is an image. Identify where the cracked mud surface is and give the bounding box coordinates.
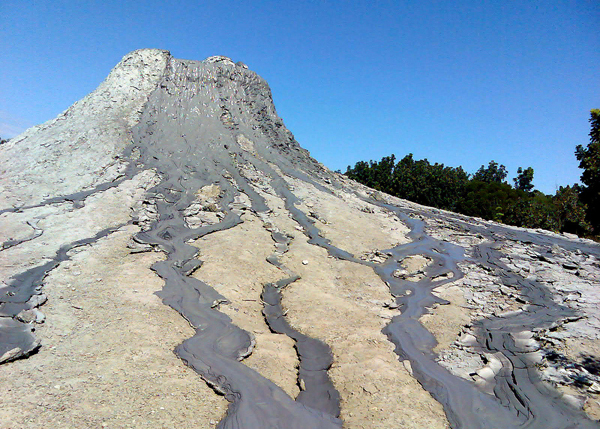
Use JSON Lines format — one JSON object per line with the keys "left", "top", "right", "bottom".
{"left": 1, "top": 49, "right": 600, "bottom": 428}
{"left": 0, "top": 227, "right": 227, "bottom": 428}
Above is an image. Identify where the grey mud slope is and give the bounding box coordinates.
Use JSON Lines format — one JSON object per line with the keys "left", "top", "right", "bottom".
{"left": 2, "top": 49, "right": 599, "bottom": 429}
{"left": 130, "top": 55, "right": 341, "bottom": 428}
{"left": 0, "top": 49, "right": 169, "bottom": 363}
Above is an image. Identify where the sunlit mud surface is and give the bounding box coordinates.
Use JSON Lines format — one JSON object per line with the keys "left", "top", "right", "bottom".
{"left": 1, "top": 51, "right": 599, "bottom": 428}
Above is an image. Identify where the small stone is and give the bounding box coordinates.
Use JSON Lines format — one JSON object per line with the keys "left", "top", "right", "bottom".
{"left": 27, "top": 294, "right": 47, "bottom": 307}
{"left": 362, "top": 382, "right": 378, "bottom": 394}
{"left": 562, "top": 263, "right": 578, "bottom": 270}
{"left": 0, "top": 347, "right": 23, "bottom": 364}
{"left": 589, "top": 382, "right": 600, "bottom": 394}
{"left": 16, "top": 309, "right": 36, "bottom": 323}
{"left": 302, "top": 260, "right": 308, "bottom": 265}
{"left": 33, "top": 309, "right": 45, "bottom": 323}
{"left": 392, "top": 269, "right": 407, "bottom": 278}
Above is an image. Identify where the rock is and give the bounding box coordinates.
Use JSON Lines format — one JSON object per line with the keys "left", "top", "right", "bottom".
{"left": 26, "top": 294, "right": 47, "bottom": 308}
{"left": 362, "top": 382, "right": 378, "bottom": 394}
{"left": 562, "top": 393, "right": 586, "bottom": 409}
{"left": 15, "top": 310, "right": 36, "bottom": 323}
{"left": 384, "top": 300, "right": 399, "bottom": 309}
{"left": 392, "top": 269, "right": 407, "bottom": 278}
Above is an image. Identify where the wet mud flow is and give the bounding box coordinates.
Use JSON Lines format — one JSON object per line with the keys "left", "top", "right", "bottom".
{"left": 3, "top": 52, "right": 599, "bottom": 429}
{"left": 262, "top": 227, "right": 341, "bottom": 417}
{"left": 1, "top": 55, "right": 342, "bottom": 427}
{"left": 371, "top": 203, "right": 600, "bottom": 428}
{"left": 127, "top": 54, "right": 597, "bottom": 428}
{"left": 128, "top": 57, "right": 342, "bottom": 428}
{"left": 288, "top": 171, "right": 600, "bottom": 428}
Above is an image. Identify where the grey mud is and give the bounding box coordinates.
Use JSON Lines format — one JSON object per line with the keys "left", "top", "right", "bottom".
{"left": 1, "top": 53, "right": 599, "bottom": 429}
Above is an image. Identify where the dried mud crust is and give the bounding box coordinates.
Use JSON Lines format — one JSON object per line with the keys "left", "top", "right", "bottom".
{"left": 0, "top": 49, "right": 169, "bottom": 209}
{"left": 283, "top": 174, "right": 410, "bottom": 256}
{"left": 281, "top": 243, "right": 449, "bottom": 429}
{"left": 248, "top": 186, "right": 450, "bottom": 429}
{"left": 0, "top": 226, "right": 227, "bottom": 429}
{"left": 191, "top": 212, "right": 301, "bottom": 399}
{"left": 0, "top": 170, "right": 157, "bottom": 281}
{"left": 404, "top": 203, "right": 600, "bottom": 422}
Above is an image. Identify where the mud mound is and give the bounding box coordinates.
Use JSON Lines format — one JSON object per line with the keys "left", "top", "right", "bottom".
{"left": 1, "top": 50, "right": 599, "bottom": 428}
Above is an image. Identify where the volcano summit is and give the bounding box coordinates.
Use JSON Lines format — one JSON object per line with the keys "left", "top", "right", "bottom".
{"left": 1, "top": 50, "right": 599, "bottom": 428}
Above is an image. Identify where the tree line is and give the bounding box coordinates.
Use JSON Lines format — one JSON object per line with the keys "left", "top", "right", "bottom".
{"left": 344, "top": 110, "right": 600, "bottom": 239}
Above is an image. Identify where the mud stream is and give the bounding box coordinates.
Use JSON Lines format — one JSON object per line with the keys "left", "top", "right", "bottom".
{"left": 128, "top": 57, "right": 343, "bottom": 428}
{"left": 2, "top": 54, "right": 599, "bottom": 428}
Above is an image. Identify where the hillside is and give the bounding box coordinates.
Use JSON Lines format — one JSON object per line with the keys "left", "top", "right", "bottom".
{"left": 1, "top": 50, "right": 599, "bottom": 429}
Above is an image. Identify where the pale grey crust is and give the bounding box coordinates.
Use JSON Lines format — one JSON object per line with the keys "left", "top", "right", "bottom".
{"left": 372, "top": 207, "right": 600, "bottom": 429}
{"left": 129, "top": 55, "right": 342, "bottom": 428}
{"left": 1, "top": 50, "right": 599, "bottom": 429}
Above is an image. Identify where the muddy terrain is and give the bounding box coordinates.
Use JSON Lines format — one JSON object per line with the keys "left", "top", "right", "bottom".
{"left": 1, "top": 50, "right": 599, "bottom": 428}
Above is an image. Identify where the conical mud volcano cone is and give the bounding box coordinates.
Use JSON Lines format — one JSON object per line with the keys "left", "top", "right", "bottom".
{"left": 1, "top": 50, "right": 599, "bottom": 428}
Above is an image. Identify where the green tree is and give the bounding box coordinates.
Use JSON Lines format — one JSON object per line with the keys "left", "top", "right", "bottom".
{"left": 513, "top": 167, "right": 534, "bottom": 192}
{"left": 458, "top": 180, "right": 515, "bottom": 222}
{"left": 473, "top": 161, "right": 508, "bottom": 183}
{"left": 371, "top": 154, "right": 396, "bottom": 192}
{"left": 345, "top": 160, "right": 374, "bottom": 187}
{"left": 575, "top": 109, "right": 600, "bottom": 233}
{"left": 345, "top": 150, "right": 593, "bottom": 237}
{"left": 553, "top": 185, "right": 591, "bottom": 235}
{"left": 390, "top": 154, "right": 468, "bottom": 211}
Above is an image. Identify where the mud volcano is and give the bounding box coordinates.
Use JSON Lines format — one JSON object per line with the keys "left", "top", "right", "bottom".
{"left": 1, "top": 50, "right": 599, "bottom": 428}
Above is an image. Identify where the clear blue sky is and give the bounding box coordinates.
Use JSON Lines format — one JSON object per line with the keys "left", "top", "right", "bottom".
{"left": 1, "top": 1, "right": 598, "bottom": 194}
